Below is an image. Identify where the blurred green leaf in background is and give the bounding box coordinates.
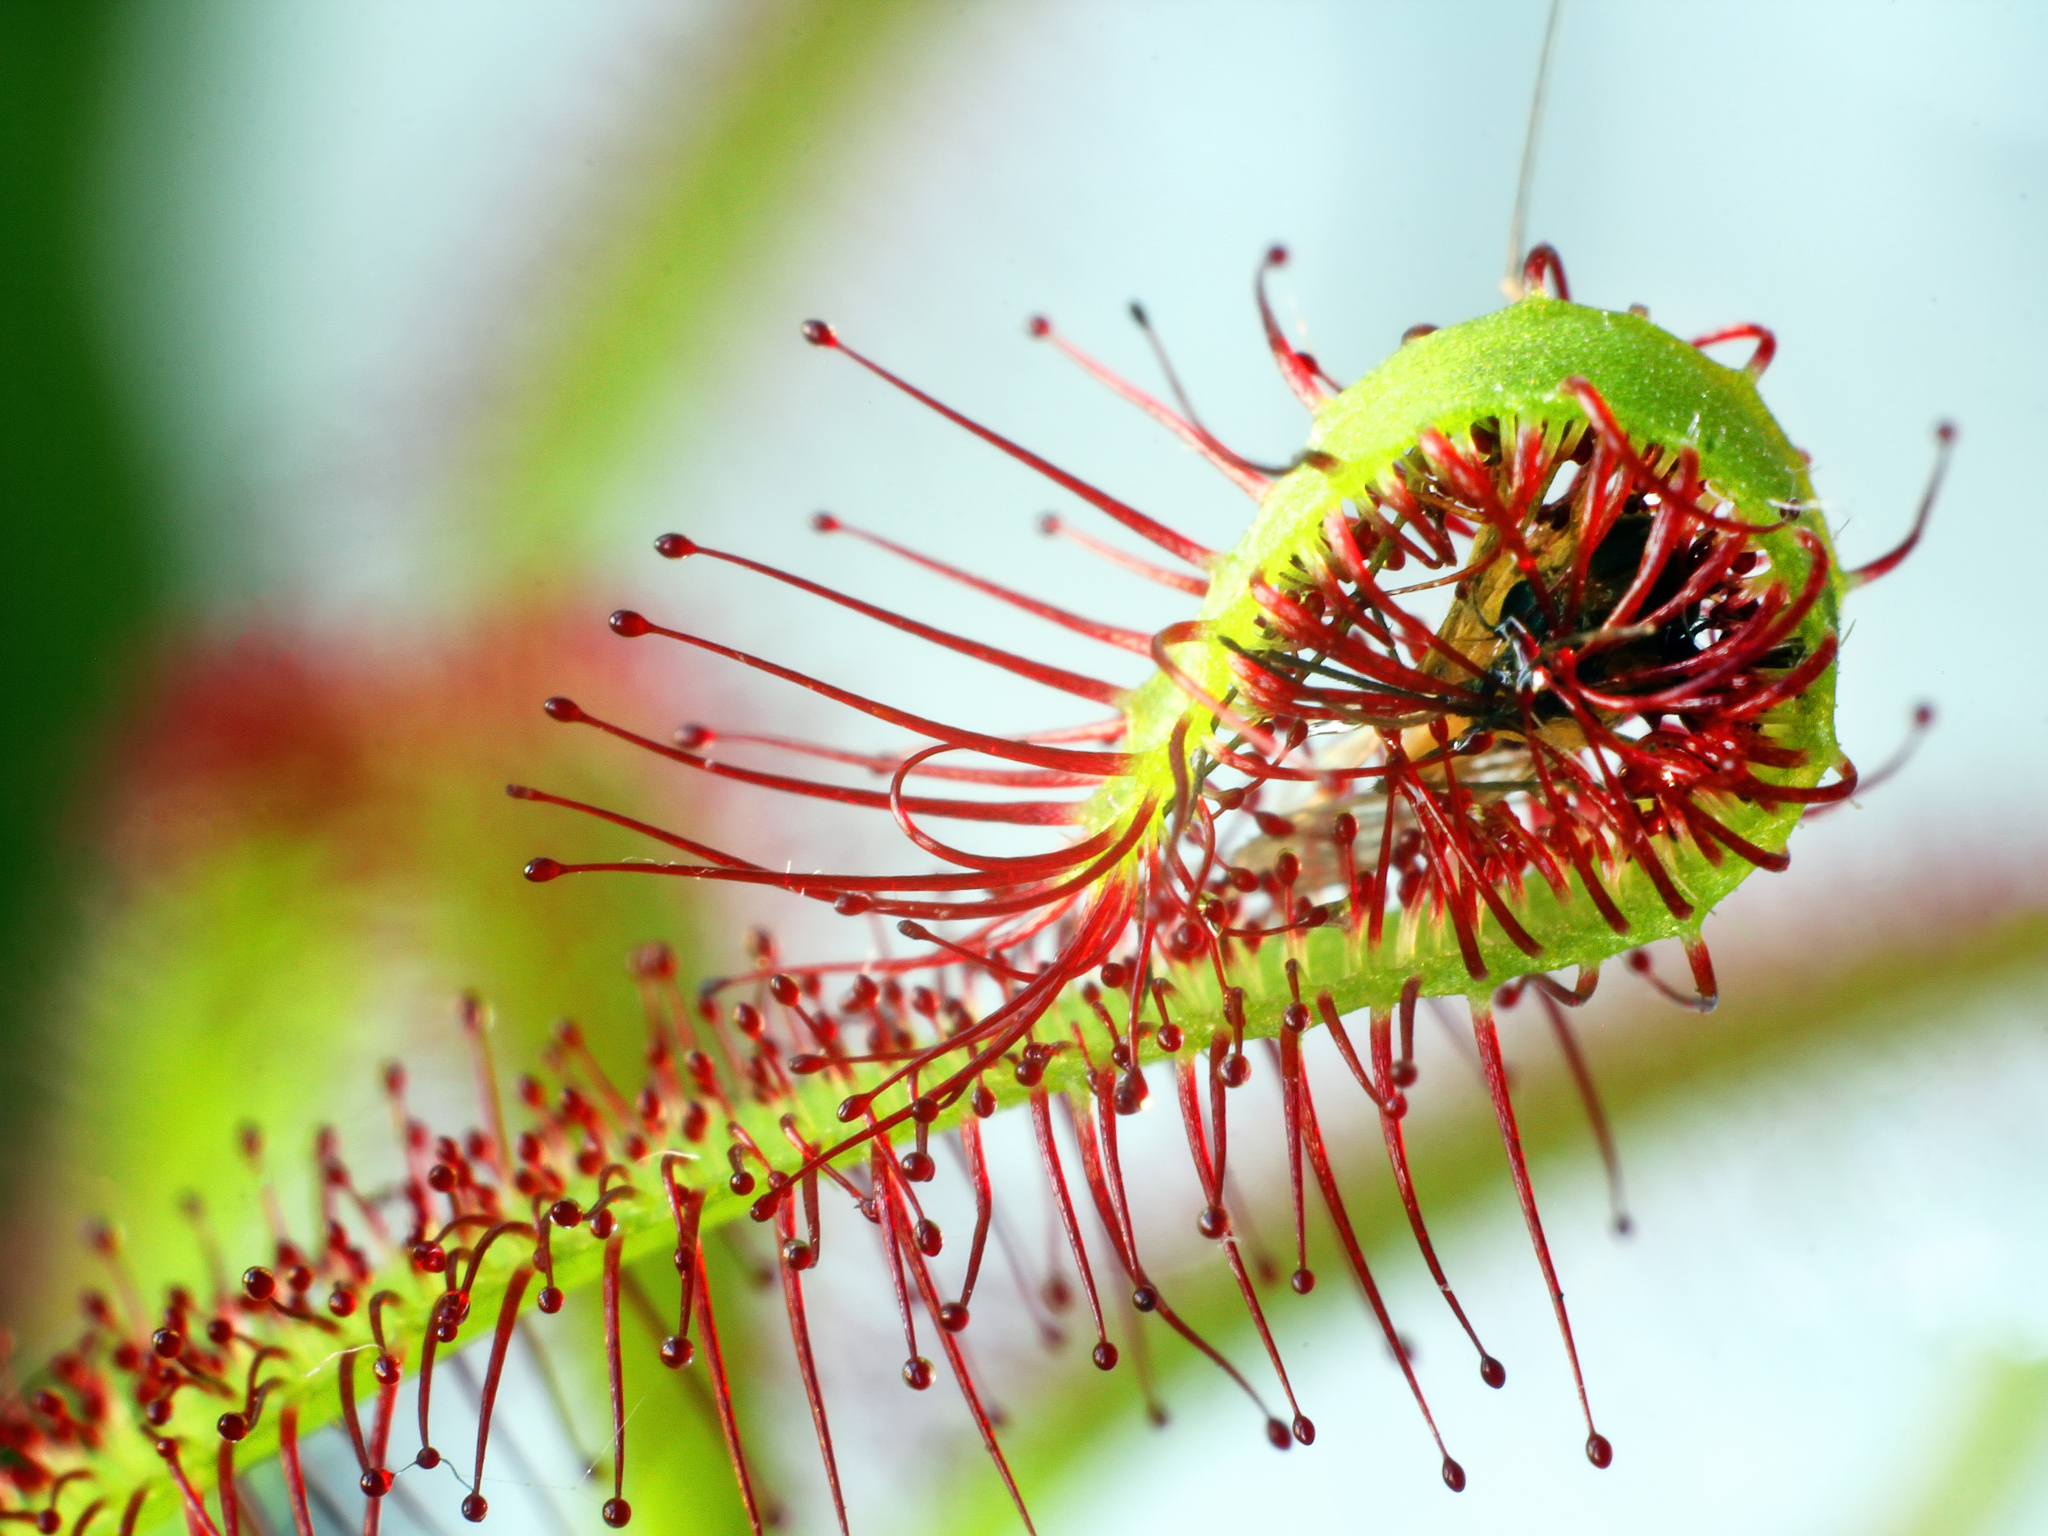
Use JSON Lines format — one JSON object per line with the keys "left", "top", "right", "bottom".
{"left": 0, "top": 0, "right": 161, "bottom": 1219}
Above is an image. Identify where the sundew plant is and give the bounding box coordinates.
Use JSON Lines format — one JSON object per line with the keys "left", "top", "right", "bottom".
{"left": 7, "top": 6, "right": 2048, "bottom": 1536}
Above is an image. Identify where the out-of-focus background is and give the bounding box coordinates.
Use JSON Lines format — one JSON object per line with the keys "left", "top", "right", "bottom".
{"left": 4, "top": 3, "right": 2046, "bottom": 1533}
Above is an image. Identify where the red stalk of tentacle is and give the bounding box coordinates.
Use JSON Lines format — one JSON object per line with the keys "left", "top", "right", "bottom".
{"left": 1679, "top": 801, "right": 1789, "bottom": 872}
{"left": 278, "top": 1406, "right": 315, "bottom": 1536}
{"left": 413, "top": 1294, "right": 447, "bottom": 1471}
{"left": 1528, "top": 966, "right": 1601, "bottom": 1008}
{"left": 673, "top": 726, "right": 1103, "bottom": 786}
{"left": 1312, "top": 991, "right": 1393, "bottom": 1112}
{"left": 1275, "top": 1006, "right": 1312, "bottom": 1289}
{"left": 804, "top": 321, "right": 1215, "bottom": 570}
{"left": 1434, "top": 745, "right": 1546, "bottom": 959}
{"left": 1489, "top": 804, "right": 1572, "bottom": 902}
{"left": 814, "top": 514, "right": 1154, "bottom": 653}
{"left": 1562, "top": 378, "right": 1786, "bottom": 538}
{"left": 547, "top": 699, "right": 1090, "bottom": 823}
{"left": 796, "top": 1163, "right": 827, "bottom": 1263}
{"left": 1388, "top": 773, "right": 1489, "bottom": 978}
{"left": 1717, "top": 644, "right": 1845, "bottom": 729}
{"left": 1212, "top": 1007, "right": 1241, "bottom": 1171}
{"left": 116, "top": 1492, "right": 148, "bottom": 1536}
{"left": 1513, "top": 700, "right": 1633, "bottom": 936}
{"left": 506, "top": 785, "right": 764, "bottom": 867}
{"left": 692, "top": 1245, "right": 765, "bottom": 1535}
{"left": 599, "top": 1235, "right": 630, "bottom": 1528}
{"left": 1690, "top": 322, "right": 1776, "bottom": 377}
{"left": 896, "top": 921, "right": 1036, "bottom": 982}
{"left": 1532, "top": 712, "right": 1694, "bottom": 922}
{"left": 362, "top": 1377, "right": 397, "bottom": 1536}
{"left": 936, "top": 877, "right": 1089, "bottom": 954}
{"left": 1564, "top": 439, "right": 1624, "bottom": 625}
{"left": 664, "top": 541, "right": 1128, "bottom": 705}
{"left": 1249, "top": 577, "right": 1487, "bottom": 708}
{"left": 1025, "top": 715, "right": 1135, "bottom": 742}
{"left": 1173, "top": 1054, "right": 1224, "bottom": 1217}
{"left": 1346, "top": 494, "right": 1443, "bottom": 571}
{"left": 1210, "top": 1214, "right": 1314, "bottom": 1445}
{"left": 215, "top": 1443, "right": 236, "bottom": 1536}
{"left": 153, "top": 1440, "right": 222, "bottom": 1536}
{"left": 1253, "top": 247, "right": 1331, "bottom": 409}
{"left": 1522, "top": 244, "right": 1570, "bottom": 300}
{"left": 1425, "top": 745, "right": 1548, "bottom": 962}
{"left": 1305, "top": 552, "right": 1405, "bottom": 650}
{"left": 1366, "top": 776, "right": 1400, "bottom": 950}
{"left": 1067, "top": 1087, "right": 1289, "bottom": 1444}
{"left": 1529, "top": 988, "right": 1631, "bottom": 1233}
{"left": 427, "top": 1213, "right": 499, "bottom": 1247}
{"left": 1029, "top": 315, "right": 1272, "bottom": 499}
{"left": 660, "top": 1157, "right": 706, "bottom": 1367}
{"left": 1724, "top": 750, "right": 1858, "bottom": 806}
{"left": 1038, "top": 513, "right": 1209, "bottom": 596}
{"left": 790, "top": 873, "right": 1137, "bottom": 1155}
{"left": 956, "top": 1114, "right": 995, "bottom": 1310}
{"left": 1362, "top": 1008, "right": 1502, "bottom": 1382}
{"left": 774, "top": 1201, "right": 849, "bottom": 1536}
{"left": 1846, "top": 423, "right": 1953, "bottom": 586}
{"left": 1374, "top": 468, "right": 1461, "bottom": 568}
{"left": 1470, "top": 1003, "right": 1611, "bottom": 1467}
{"left": 872, "top": 1142, "right": 928, "bottom": 1387}
{"left": 1293, "top": 1055, "right": 1467, "bottom": 1489}
{"left": 547, "top": 852, "right": 1103, "bottom": 941}
{"left": 459, "top": 1265, "right": 535, "bottom": 1521}
{"left": 876, "top": 1153, "right": 1040, "bottom": 1534}
{"left": 1683, "top": 936, "right": 1719, "bottom": 1008}
{"left": 335, "top": 1349, "right": 381, "bottom": 1493}
{"left": 544, "top": 855, "right": 1076, "bottom": 897}
{"left": 1200, "top": 735, "right": 1395, "bottom": 784}
{"left": 887, "top": 745, "right": 1119, "bottom": 875}
{"left": 1601, "top": 499, "right": 1690, "bottom": 636}
{"left": 1076, "top": 1074, "right": 1136, "bottom": 1265}
{"left": 689, "top": 794, "right": 1145, "bottom": 926}
{"left": 455, "top": 1221, "right": 539, "bottom": 1302}
{"left": 1229, "top": 671, "right": 1425, "bottom": 732}
{"left": 1212, "top": 1036, "right": 1310, "bottom": 1441}
{"left": 1030, "top": 1091, "right": 1116, "bottom": 1368}
{"left": 1150, "top": 621, "right": 1280, "bottom": 757}
{"left": 1321, "top": 510, "right": 1491, "bottom": 681}
{"left": 1418, "top": 428, "right": 1562, "bottom": 632}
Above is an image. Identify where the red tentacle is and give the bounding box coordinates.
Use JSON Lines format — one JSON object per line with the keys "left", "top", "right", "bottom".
{"left": 804, "top": 321, "right": 1215, "bottom": 569}
{"left": 661, "top": 540, "right": 1128, "bottom": 705}
{"left": 278, "top": 1406, "right": 315, "bottom": 1536}
{"left": 815, "top": 513, "right": 1154, "bottom": 652}
{"left": 1470, "top": 1003, "right": 1611, "bottom": 1468}
{"left": 691, "top": 1247, "right": 765, "bottom": 1536}
{"left": 774, "top": 1202, "right": 848, "bottom": 1536}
